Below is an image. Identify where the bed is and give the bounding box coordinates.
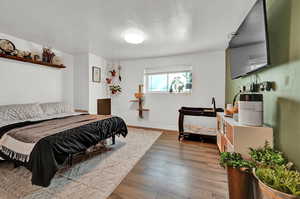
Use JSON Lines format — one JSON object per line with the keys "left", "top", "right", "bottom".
{"left": 0, "top": 102, "right": 128, "bottom": 187}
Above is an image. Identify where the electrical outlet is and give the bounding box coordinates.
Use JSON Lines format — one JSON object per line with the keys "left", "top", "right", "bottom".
{"left": 242, "top": 81, "right": 275, "bottom": 93}
{"left": 259, "top": 81, "right": 274, "bottom": 92}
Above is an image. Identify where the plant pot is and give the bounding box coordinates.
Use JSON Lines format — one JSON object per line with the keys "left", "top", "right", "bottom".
{"left": 106, "top": 78, "right": 112, "bottom": 84}
{"left": 134, "top": 93, "right": 143, "bottom": 99}
{"left": 227, "top": 167, "right": 252, "bottom": 199}
{"left": 110, "top": 70, "right": 116, "bottom": 77}
{"left": 253, "top": 170, "right": 300, "bottom": 199}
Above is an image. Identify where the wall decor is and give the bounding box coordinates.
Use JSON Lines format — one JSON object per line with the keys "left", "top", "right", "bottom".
{"left": 109, "top": 69, "right": 116, "bottom": 77}
{"left": 0, "top": 39, "right": 65, "bottom": 69}
{"left": 118, "top": 64, "right": 122, "bottom": 81}
{"left": 51, "top": 56, "right": 62, "bottom": 65}
{"left": 109, "top": 85, "right": 121, "bottom": 94}
{"left": 129, "top": 84, "right": 149, "bottom": 118}
{"left": 106, "top": 63, "right": 122, "bottom": 96}
{"left": 0, "top": 39, "right": 15, "bottom": 55}
{"left": 92, "top": 66, "right": 101, "bottom": 83}
{"left": 42, "top": 48, "right": 55, "bottom": 63}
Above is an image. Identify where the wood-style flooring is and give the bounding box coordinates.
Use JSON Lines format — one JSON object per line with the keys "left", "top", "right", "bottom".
{"left": 108, "top": 131, "right": 228, "bottom": 199}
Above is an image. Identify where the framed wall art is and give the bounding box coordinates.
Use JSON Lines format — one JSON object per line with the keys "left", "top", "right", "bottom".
{"left": 92, "top": 66, "right": 101, "bottom": 83}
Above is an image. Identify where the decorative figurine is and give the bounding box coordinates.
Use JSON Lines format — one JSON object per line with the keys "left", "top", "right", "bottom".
{"left": 42, "top": 48, "right": 55, "bottom": 63}
{"left": 0, "top": 39, "right": 15, "bottom": 55}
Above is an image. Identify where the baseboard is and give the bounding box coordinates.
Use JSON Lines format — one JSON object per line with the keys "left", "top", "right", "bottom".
{"left": 127, "top": 125, "right": 178, "bottom": 133}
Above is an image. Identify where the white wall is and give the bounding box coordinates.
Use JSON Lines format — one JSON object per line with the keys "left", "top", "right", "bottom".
{"left": 112, "top": 51, "right": 225, "bottom": 130}
{"left": 74, "top": 54, "right": 89, "bottom": 111}
{"left": 0, "top": 33, "right": 74, "bottom": 106}
{"left": 88, "top": 53, "right": 109, "bottom": 114}
{"left": 73, "top": 53, "right": 109, "bottom": 114}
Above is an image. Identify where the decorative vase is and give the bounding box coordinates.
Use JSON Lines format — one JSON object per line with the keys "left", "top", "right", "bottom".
{"left": 227, "top": 167, "right": 252, "bottom": 199}
{"left": 253, "top": 170, "right": 300, "bottom": 199}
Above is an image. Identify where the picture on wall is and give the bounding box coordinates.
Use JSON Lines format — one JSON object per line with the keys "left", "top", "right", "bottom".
{"left": 92, "top": 66, "right": 101, "bottom": 82}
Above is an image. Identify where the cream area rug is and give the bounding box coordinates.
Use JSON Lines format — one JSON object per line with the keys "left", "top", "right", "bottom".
{"left": 0, "top": 128, "right": 162, "bottom": 199}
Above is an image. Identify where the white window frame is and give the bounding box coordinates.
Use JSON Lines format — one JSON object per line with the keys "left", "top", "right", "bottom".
{"left": 144, "top": 67, "right": 192, "bottom": 94}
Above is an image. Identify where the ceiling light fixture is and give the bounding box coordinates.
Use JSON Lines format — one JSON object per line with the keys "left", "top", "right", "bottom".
{"left": 123, "top": 28, "right": 145, "bottom": 44}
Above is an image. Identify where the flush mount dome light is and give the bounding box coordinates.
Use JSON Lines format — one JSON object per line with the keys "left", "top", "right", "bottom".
{"left": 123, "top": 28, "right": 145, "bottom": 44}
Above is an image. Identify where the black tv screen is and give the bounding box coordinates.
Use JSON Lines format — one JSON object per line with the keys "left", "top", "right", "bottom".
{"left": 228, "top": 0, "right": 270, "bottom": 79}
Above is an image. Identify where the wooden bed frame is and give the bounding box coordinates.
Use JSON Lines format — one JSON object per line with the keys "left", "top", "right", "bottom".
{"left": 12, "top": 134, "right": 116, "bottom": 169}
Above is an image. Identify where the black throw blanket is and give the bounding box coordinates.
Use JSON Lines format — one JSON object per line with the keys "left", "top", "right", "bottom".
{"left": 0, "top": 116, "right": 128, "bottom": 187}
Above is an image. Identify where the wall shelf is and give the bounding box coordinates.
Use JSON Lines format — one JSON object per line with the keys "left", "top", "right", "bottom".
{"left": 129, "top": 100, "right": 139, "bottom": 102}
{"left": 0, "top": 54, "right": 66, "bottom": 69}
{"left": 131, "top": 85, "right": 149, "bottom": 118}
{"left": 137, "top": 108, "right": 150, "bottom": 111}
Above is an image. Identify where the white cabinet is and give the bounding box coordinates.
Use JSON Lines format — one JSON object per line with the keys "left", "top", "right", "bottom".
{"left": 217, "top": 113, "right": 273, "bottom": 159}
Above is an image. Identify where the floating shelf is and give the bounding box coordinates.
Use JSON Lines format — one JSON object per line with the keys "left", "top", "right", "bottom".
{"left": 129, "top": 100, "right": 139, "bottom": 102}
{"left": 137, "top": 108, "right": 150, "bottom": 111}
{"left": 131, "top": 85, "right": 149, "bottom": 118}
{"left": 0, "top": 54, "right": 66, "bottom": 69}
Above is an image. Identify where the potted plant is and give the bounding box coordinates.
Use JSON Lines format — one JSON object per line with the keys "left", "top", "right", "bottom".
{"left": 109, "top": 69, "right": 116, "bottom": 77}
{"left": 106, "top": 78, "right": 112, "bottom": 84}
{"left": 249, "top": 142, "right": 287, "bottom": 167}
{"left": 253, "top": 165, "right": 300, "bottom": 199}
{"left": 250, "top": 142, "right": 300, "bottom": 199}
{"left": 220, "top": 152, "right": 254, "bottom": 199}
{"left": 109, "top": 85, "right": 121, "bottom": 95}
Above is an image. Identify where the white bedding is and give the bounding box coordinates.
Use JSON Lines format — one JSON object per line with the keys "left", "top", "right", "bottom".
{"left": 0, "top": 102, "right": 84, "bottom": 161}
{"left": 0, "top": 112, "right": 83, "bottom": 128}
{"left": 0, "top": 112, "right": 85, "bottom": 162}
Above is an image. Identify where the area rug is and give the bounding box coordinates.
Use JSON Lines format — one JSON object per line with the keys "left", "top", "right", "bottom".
{"left": 0, "top": 128, "right": 162, "bottom": 199}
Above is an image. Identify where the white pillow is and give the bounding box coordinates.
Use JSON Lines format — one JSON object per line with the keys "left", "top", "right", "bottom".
{"left": 40, "top": 102, "right": 74, "bottom": 115}
{"left": 0, "top": 111, "right": 6, "bottom": 121}
{"left": 0, "top": 103, "right": 44, "bottom": 121}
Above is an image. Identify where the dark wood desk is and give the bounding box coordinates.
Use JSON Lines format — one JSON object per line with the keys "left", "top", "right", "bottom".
{"left": 97, "top": 98, "right": 111, "bottom": 115}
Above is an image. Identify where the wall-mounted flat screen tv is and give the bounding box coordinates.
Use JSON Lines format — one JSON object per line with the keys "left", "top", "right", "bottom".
{"left": 228, "top": 0, "right": 270, "bottom": 79}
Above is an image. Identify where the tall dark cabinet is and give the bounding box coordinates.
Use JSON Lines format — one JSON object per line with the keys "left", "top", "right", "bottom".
{"left": 97, "top": 98, "right": 111, "bottom": 115}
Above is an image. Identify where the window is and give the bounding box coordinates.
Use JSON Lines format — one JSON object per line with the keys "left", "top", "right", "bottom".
{"left": 144, "top": 66, "right": 192, "bottom": 93}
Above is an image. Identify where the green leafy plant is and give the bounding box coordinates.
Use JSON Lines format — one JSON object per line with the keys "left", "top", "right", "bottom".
{"left": 256, "top": 166, "right": 300, "bottom": 196}
{"left": 109, "top": 85, "right": 121, "bottom": 95}
{"left": 220, "top": 152, "right": 254, "bottom": 169}
{"left": 249, "top": 142, "right": 287, "bottom": 167}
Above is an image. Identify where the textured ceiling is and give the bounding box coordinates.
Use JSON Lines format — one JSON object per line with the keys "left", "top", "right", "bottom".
{"left": 0, "top": 0, "right": 256, "bottom": 59}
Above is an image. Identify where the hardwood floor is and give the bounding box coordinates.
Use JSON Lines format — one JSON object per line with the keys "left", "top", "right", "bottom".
{"left": 108, "top": 131, "right": 228, "bottom": 199}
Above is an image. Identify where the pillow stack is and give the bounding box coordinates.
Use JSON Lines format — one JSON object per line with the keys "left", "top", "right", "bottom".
{"left": 0, "top": 102, "right": 74, "bottom": 123}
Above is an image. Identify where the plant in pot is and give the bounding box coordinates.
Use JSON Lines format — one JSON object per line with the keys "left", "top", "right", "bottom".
{"left": 109, "top": 69, "right": 116, "bottom": 77}
{"left": 254, "top": 165, "right": 300, "bottom": 199}
{"left": 220, "top": 152, "right": 254, "bottom": 199}
{"left": 249, "top": 142, "right": 287, "bottom": 167}
{"left": 250, "top": 142, "right": 300, "bottom": 199}
{"left": 109, "top": 85, "right": 121, "bottom": 95}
